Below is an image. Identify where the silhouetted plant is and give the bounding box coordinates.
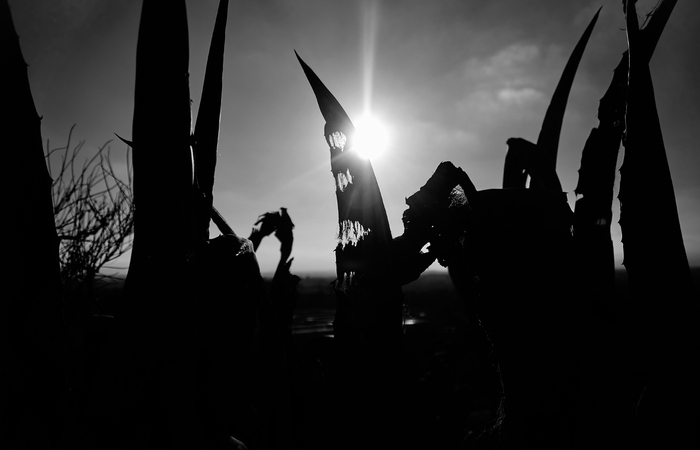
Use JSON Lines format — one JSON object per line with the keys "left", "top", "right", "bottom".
{"left": 84, "top": 2, "right": 292, "bottom": 448}
{"left": 298, "top": 52, "right": 440, "bottom": 450}
{"left": 503, "top": 7, "right": 600, "bottom": 192}
{"left": 2, "top": 0, "right": 63, "bottom": 446}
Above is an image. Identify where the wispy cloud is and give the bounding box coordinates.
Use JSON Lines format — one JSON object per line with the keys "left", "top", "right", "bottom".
{"left": 497, "top": 87, "right": 543, "bottom": 105}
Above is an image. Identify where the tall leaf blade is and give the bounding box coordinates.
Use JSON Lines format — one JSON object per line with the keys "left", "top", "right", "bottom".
{"left": 295, "top": 51, "right": 355, "bottom": 139}
{"left": 573, "top": 0, "right": 678, "bottom": 299}
{"left": 619, "top": 2, "right": 698, "bottom": 446}
{"left": 536, "top": 7, "right": 600, "bottom": 174}
{"left": 296, "top": 51, "right": 403, "bottom": 448}
{"left": 620, "top": 0, "right": 691, "bottom": 301}
{"left": 637, "top": 0, "right": 677, "bottom": 64}
{"left": 295, "top": 51, "right": 394, "bottom": 278}
{"left": 116, "top": 1, "right": 196, "bottom": 447}
{"left": 193, "top": 0, "right": 229, "bottom": 240}
{"left": 0, "top": 1, "right": 64, "bottom": 446}
{"left": 129, "top": 0, "right": 193, "bottom": 271}
{"left": 569, "top": 2, "right": 684, "bottom": 446}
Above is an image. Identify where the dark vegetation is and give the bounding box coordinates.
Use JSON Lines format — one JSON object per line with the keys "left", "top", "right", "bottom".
{"left": 294, "top": 1, "right": 699, "bottom": 448}
{"left": 48, "top": 126, "right": 134, "bottom": 296}
{"left": 3, "top": 0, "right": 700, "bottom": 449}
{"left": 70, "top": 268, "right": 700, "bottom": 450}
{"left": 45, "top": 128, "right": 135, "bottom": 417}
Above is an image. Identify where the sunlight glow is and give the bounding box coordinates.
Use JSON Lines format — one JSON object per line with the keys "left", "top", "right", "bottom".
{"left": 352, "top": 1, "right": 389, "bottom": 161}
{"left": 353, "top": 114, "right": 389, "bottom": 160}
{"left": 362, "top": 0, "right": 378, "bottom": 114}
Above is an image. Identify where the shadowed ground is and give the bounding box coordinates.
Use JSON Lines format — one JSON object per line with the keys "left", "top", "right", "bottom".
{"left": 85, "top": 269, "right": 700, "bottom": 449}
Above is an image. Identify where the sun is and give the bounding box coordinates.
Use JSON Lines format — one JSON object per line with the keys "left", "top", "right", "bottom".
{"left": 352, "top": 114, "right": 389, "bottom": 160}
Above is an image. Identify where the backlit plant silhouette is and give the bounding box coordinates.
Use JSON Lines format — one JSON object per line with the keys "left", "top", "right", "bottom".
{"left": 1, "top": 0, "right": 63, "bottom": 447}
{"left": 297, "top": 1, "right": 696, "bottom": 448}
{"left": 84, "top": 1, "right": 292, "bottom": 449}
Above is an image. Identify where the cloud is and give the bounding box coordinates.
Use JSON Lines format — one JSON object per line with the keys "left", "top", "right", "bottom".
{"left": 483, "top": 43, "right": 541, "bottom": 75}
{"left": 446, "top": 43, "right": 556, "bottom": 124}
{"left": 497, "top": 87, "right": 544, "bottom": 105}
{"left": 396, "top": 119, "right": 480, "bottom": 157}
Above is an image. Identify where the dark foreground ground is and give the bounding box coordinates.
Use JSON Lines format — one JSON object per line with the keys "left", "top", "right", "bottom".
{"left": 284, "top": 272, "right": 500, "bottom": 450}
{"left": 91, "top": 271, "right": 498, "bottom": 448}
{"left": 86, "top": 268, "right": 700, "bottom": 449}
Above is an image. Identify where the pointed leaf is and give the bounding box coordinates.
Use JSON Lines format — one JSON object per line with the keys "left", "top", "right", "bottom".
{"left": 114, "top": 133, "right": 134, "bottom": 147}
{"left": 297, "top": 55, "right": 404, "bottom": 425}
{"left": 295, "top": 51, "right": 355, "bottom": 141}
{"left": 620, "top": 0, "right": 692, "bottom": 297}
{"left": 296, "top": 52, "right": 394, "bottom": 281}
{"left": 618, "top": 3, "right": 696, "bottom": 442}
{"left": 211, "top": 205, "right": 235, "bottom": 235}
{"left": 534, "top": 7, "right": 600, "bottom": 186}
{"left": 638, "top": 0, "right": 677, "bottom": 64}
{"left": 129, "top": 0, "right": 193, "bottom": 268}
{"left": 193, "top": 0, "right": 229, "bottom": 223}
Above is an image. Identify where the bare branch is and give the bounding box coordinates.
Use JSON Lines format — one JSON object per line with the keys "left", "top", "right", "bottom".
{"left": 46, "top": 127, "right": 134, "bottom": 294}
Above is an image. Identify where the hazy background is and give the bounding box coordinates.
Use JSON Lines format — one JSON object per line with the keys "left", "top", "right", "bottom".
{"left": 10, "top": 0, "right": 700, "bottom": 276}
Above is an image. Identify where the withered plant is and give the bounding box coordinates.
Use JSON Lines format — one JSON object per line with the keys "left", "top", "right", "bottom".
{"left": 47, "top": 126, "right": 134, "bottom": 310}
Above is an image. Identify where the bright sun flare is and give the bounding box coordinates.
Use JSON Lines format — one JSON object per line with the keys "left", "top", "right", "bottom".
{"left": 353, "top": 115, "right": 389, "bottom": 160}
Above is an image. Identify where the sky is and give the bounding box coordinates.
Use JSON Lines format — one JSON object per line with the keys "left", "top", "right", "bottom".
{"left": 9, "top": 0, "right": 700, "bottom": 276}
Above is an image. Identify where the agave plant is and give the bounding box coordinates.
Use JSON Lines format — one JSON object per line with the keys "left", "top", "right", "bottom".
{"left": 87, "top": 1, "right": 291, "bottom": 448}
{"left": 116, "top": 0, "right": 198, "bottom": 446}
{"left": 402, "top": 2, "right": 697, "bottom": 447}
{"left": 619, "top": 1, "right": 699, "bottom": 447}
{"left": 297, "top": 51, "right": 435, "bottom": 448}
{"left": 568, "top": 4, "right": 686, "bottom": 445}
{"left": 1, "top": 0, "right": 64, "bottom": 447}
{"left": 574, "top": 0, "right": 678, "bottom": 304}
{"left": 620, "top": 0, "right": 690, "bottom": 305}
{"left": 295, "top": 8, "right": 605, "bottom": 447}
{"left": 296, "top": 52, "right": 402, "bottom": 344}
{"left": 404, "top": 161, "right": 579, "bottom": 447}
